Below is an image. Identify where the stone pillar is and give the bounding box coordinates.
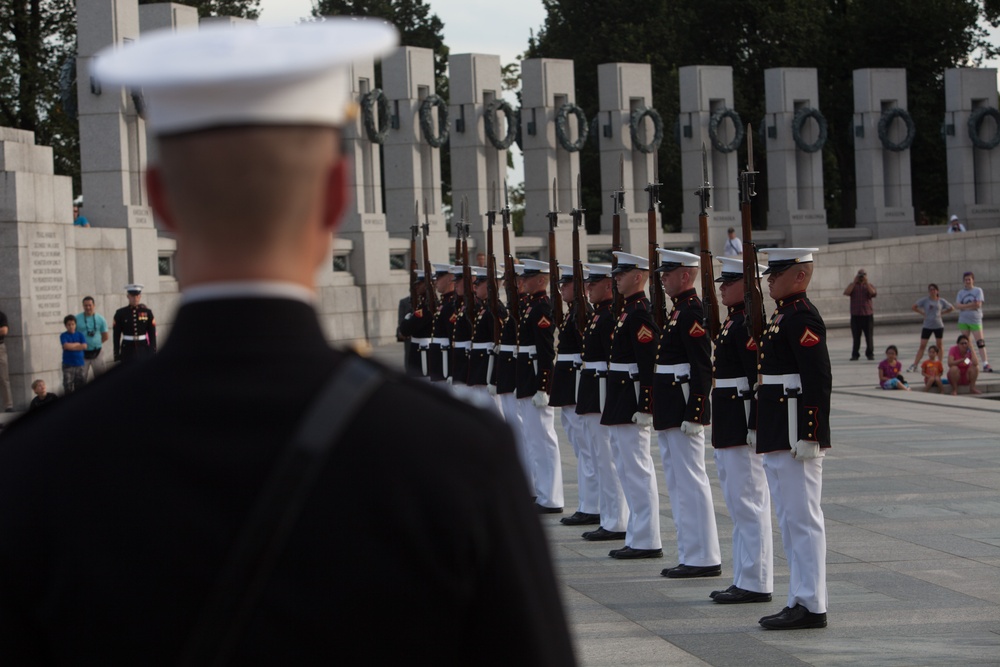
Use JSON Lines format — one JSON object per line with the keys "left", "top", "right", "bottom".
{"left": 944, "top": 68, "right": 1000, "bottom": 228}
{"left": 448, "top": 53, "right": 510, "bottom": 254}
{"left": 77, "top": 0, "right": 158, "bottom": 290}
{"left": 596, "top": 63, "right": 657, "bottom": 255}
{"left": 381, "top": 46, "right": 447, "bottom": 258}
{"left": 520, "top": 58, "right": 577, "bottom": 258}
{"left": 0, "top": 128, "right": 75, "bottom": 407}
{"left": 335, "top": 56, "right": 401, "bottom": 342}
{"left": 762, "top": 68, "right": 829, "bottom": 247}
{"left": 678, "top": 65, "right": 740, "bottom": 255}
{"left": 853, "top": 69, "right": 915, "bottom": 238}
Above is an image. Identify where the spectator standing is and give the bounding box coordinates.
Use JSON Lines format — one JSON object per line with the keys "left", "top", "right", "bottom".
{"left": 908, "top": 284, "right": 954, "bottom": 372}
{"left": 844, "top": 268, "right": 877, "bottom": 360}
{"left": 723, "top": 227, "right": 743, "bottom": 257}
{"left": 76, "top": 296, "right": 110, "bottom": 381}
{"left": 59, "top": 315, "right": 87, "bottom": 394}
{"left": 28, "top": 379, "right": 58, "bottom": 411}
{"left": 73, "top": 205, "right": 90, "bottom": 227}
{"left": 0, "top": 310, "right": 11, "bottom": 411}
{"left": 955, "top": 271, "right": 991, "bottom": 372}
{"left": 947, "top": 335, "right": 981, "bottom": 395}
{"left": 946, "top": 215, "right": 966, "bottom": 233}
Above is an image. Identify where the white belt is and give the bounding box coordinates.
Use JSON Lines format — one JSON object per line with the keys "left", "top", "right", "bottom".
{"left": 122, "top": 335, "right": 147, "bottom": 341}
{"left": 499, "top": 344, "right": 517, "bottom": 353}
{"left": 411, "top": 337, "right": 431, "bottom": 346}
{"left": 453, "top": 341, "right": 472, "bottom": 350}
{"left": 655, "top": 363, "right": 691, "bottom": 376}
{"left": 432, "top": 337, "right": 450, "bottom": 347}
{"left": 518, "top": 345, "right": 537, "bottom": 355}
{"left": 472, "top": 342, "right": 493, "bottom": 350}
{"left": 583, "top": 361, "right": 609, "bottom": 371}
{"left": 760, "top": 373, "right": 802, "bottom": 390}
{"left": 556, "top": 353, "right": 581, "bottom": 363}
{"left": 609, "top": 363, "right": 638, "bottom": 374}
{"left": 715, "top": 377, "right": 750, "bottom": 391}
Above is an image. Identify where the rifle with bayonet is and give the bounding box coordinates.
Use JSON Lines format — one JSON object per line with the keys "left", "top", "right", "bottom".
{"left": 486, "top": 182, "right": 502, "bottom": 344}
{"left": 645, "top": 164, "right": 666, "bottom": 328}
{"left": 696, "top": 143, "right": 721, "bottom": 340}
{"left": 610, "top": 153, "right": 625, "bottom": 316}
{"left": 460, "top": 197, "right": 474, "bottom": 324}
{"left": 571, "top": 173, "right": 589, "bottom": 336}
{"left": 547, "top": 178, "right": 564, "bottom": 328}
{"left": 741, "top": 125, "right": 765, "bottom": 350}
{"left": 410, "top": 202, "right": 420, "bottom": 309}
{"left": 421, "top": 199, "right": 438, "bottom": 314}
{"left": 501, "top": 180, "right": 519, "bottom": 329}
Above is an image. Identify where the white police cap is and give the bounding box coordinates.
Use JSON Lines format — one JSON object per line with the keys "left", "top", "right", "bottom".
{"left": 611, "top": 252, "right": 648, "bottom": 274}
{"left": 513, "top": 263, "right": 526, "bottom": 276}
{"left": 715, "top": 256, "right": 767, "bottom": 282}
{"left": 124, "top": 283, "right": 144, "bottom": 294}
{"left": 760, "top": 247, "right": 818, "bottom": 274}
{"left": 655, "top": 248, "right": 699, "bottom": 272}
{"left": 430, "top": 263, "right": 451, "bottom": 277}
{"left": 583, "top": 263, "right": 612, "bottom": 281}
{"left": 92, "top": 20, "right": 398, "bottom": 136}
{"left": 520, "top": 259, "right": 550, "bottom": 275}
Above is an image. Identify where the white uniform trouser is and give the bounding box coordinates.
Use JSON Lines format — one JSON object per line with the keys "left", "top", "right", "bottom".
{"left": 657, "top": 428, "right": 721, "bottom": 567}
{"left": 499, "top": 392, "right": 532, "bottom": 490}
{"left": 517, "top": 397, "right": 564, "bottom": 509}
{"left": 764, "top": 451, "right": 827, "bottom": 614}
{"left": 581, "top": 413, "right": 628, "bottom": 532}
{"left": 715, "top": 446, "right": 773, "bottom": 594}
{"left": 562, "top": 409, "right": 599, "bottom": 514}
{"left": 469, "top": 385, "right": 503, "bottom": 416}
{"left": 608, "top": 423, "right": 661, "bottom": 550}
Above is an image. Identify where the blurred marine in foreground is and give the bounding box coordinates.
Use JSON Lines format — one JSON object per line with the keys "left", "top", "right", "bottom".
{"left": 0, "top": 20, "right": 575, "bottom": 666}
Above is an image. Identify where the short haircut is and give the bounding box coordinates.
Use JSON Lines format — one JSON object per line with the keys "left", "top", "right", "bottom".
{"left": 31, "top": 379, "right": 44, "bottom": 390}
{"left": 885, "top": 345, "right": 898, "bottom": 354}
{"left": 727, "top": 227, "right": 735, "bottom": 234}
{"left": 82, "top": 296, "right": 95, "bottom": 304}
{"left": 928, "top": 345, "right": 938, "bottom": 353}
{"left": 928, "top": 284, "right": 938, "bottom": 291}
{"left": 64, "top": 314, "right": 76, "bottom": 325}
{"left": 963, "top": 271, "right": 975, "bottom": 279}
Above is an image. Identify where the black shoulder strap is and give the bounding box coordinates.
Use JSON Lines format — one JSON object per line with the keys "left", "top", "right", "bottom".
{"left": 178, "top": 355, "right": 384, "bottom": 666}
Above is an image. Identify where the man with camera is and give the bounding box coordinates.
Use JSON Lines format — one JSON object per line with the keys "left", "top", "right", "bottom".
{"left": 843, "top": 268, "right": 877, "bottom": 361}
{"left": 76, "top": 296, "right": 109, "bottom": 381}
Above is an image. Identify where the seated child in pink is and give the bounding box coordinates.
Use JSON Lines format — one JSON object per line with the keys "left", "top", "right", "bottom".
{"left": 878, "top": 345, "right": 910, "bottom": 391}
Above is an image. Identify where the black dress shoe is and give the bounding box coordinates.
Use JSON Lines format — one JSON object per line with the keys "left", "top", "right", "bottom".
{"left": 849, "top": 356, "right": 859, "bottom": 361}
{"left": 713, "top": 587, "right": 772, "bottom": 604}
{"left": 759, "top": 604, "right": 827, "bottom": 630}
{"left": 866, "top": 355, "right": 875, "bottom": 361}
{"left": 610, "top": 546, "right": 663, "bottom": 559}
{"left": 709, "top": 584, "right": 738, "bottom": 600}
{"left": 535, "top": 504, "right": 563, "bottom": 514}
{"left": 582, "top": 527, "right": 627, "bottom": 541}
{"left": 661, "top": 564, "right": 722, "bottom": 578}
{"left": 560, "top": 511, "right": 601, "bottom": 525}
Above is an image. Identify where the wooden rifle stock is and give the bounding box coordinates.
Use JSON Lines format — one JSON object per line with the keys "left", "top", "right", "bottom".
{"left": 696, "top": 144, "right": 721, "bottom": 339}
{"left": 741, "top": 124, "right": 765, "bottom": 347}
{"left": 421, "top": 201, "right": 438, "bottom": 313}
{"left": 501, "top": 182, "right": 520, "bottom": 328}
{"left": 572, "top": 174, "right": 588, "bottom": 335}
{"left": 645, "top": 176, "right": 665, "bottom": 328}
{"left": 611, "top": 153, "right": 625, "bottom": 316}
{"left": 547, "top": 179, "right": 563, "bottom": 328}
{"left": 460, "top": 200, "right": 474, "bottom": 324}
{"left": 410, "top": 203, "right": 419, "bottom": 308}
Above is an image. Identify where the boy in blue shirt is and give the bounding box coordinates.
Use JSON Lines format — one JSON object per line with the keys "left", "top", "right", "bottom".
{"left": 60, "top": 315, "right": 87, "bottom": 394}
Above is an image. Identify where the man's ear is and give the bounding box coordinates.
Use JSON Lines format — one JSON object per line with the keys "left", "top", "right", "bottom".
{"left": 321, "top": 158, "right": 349, "bottom": 233}
{"left": 146, "top": 166, "right": 177, "bottom": 234}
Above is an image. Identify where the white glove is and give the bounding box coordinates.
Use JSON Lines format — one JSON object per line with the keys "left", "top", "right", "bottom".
{"left": 631, "top": 412, "right": 653, "bottom": 426}
{"left": 746, "top": 429, "right": 757, "bottom": 447}
{"left": 532, "top": 390, "right": 549, "bottom": 407}
{"left": 791, "top": 439, "right": 821, "bottom": 460}
{"left": 753, "top": 381, "right": 759, "bottom": 393}
{"left": 487, "top": 384, "right": 497, "bottom": 396}
{"left": 680, "top": 420, "right": 704, "bottom": 436}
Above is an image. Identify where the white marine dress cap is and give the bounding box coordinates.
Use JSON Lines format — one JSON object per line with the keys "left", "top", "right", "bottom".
{"left": 760, "top": 247, "right": 819, "bottom": 274}
{"left": 91, "top": 19, "right": 399, "bottom": 136}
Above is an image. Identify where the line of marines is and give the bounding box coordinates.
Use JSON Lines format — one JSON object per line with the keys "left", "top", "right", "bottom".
{"left": 400, "top": 244, "right": 831, "bottom": 631}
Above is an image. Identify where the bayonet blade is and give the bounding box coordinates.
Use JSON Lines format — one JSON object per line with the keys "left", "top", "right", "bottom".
{"left": 746, "top": 124, "right": 754, "bottom": 174}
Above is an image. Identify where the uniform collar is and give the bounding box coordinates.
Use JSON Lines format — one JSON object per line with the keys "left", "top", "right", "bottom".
{"left": 181, "top": 280, "right": 316, "bottom": 306}
{"left": 775, "top": 291, "right": 807, "bottom": 308}
{"left": 671, "top": 288, "right": 697, "bottom": 304}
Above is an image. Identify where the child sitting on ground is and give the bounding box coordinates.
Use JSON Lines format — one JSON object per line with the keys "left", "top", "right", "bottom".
{"left": 878, "top": 345, "right": 911, "bottom": 391}
{"left": 921, "top": 346, "right": 945, "bottom": 393}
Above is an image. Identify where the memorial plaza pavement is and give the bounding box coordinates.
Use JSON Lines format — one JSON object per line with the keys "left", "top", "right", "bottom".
{"left": 373, "top": 320, "right": 1000, "bottom": 666}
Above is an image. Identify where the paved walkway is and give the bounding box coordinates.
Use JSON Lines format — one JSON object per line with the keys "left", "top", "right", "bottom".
{"left": 376, "top": 321, "right": 1000, "bottom": 666}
